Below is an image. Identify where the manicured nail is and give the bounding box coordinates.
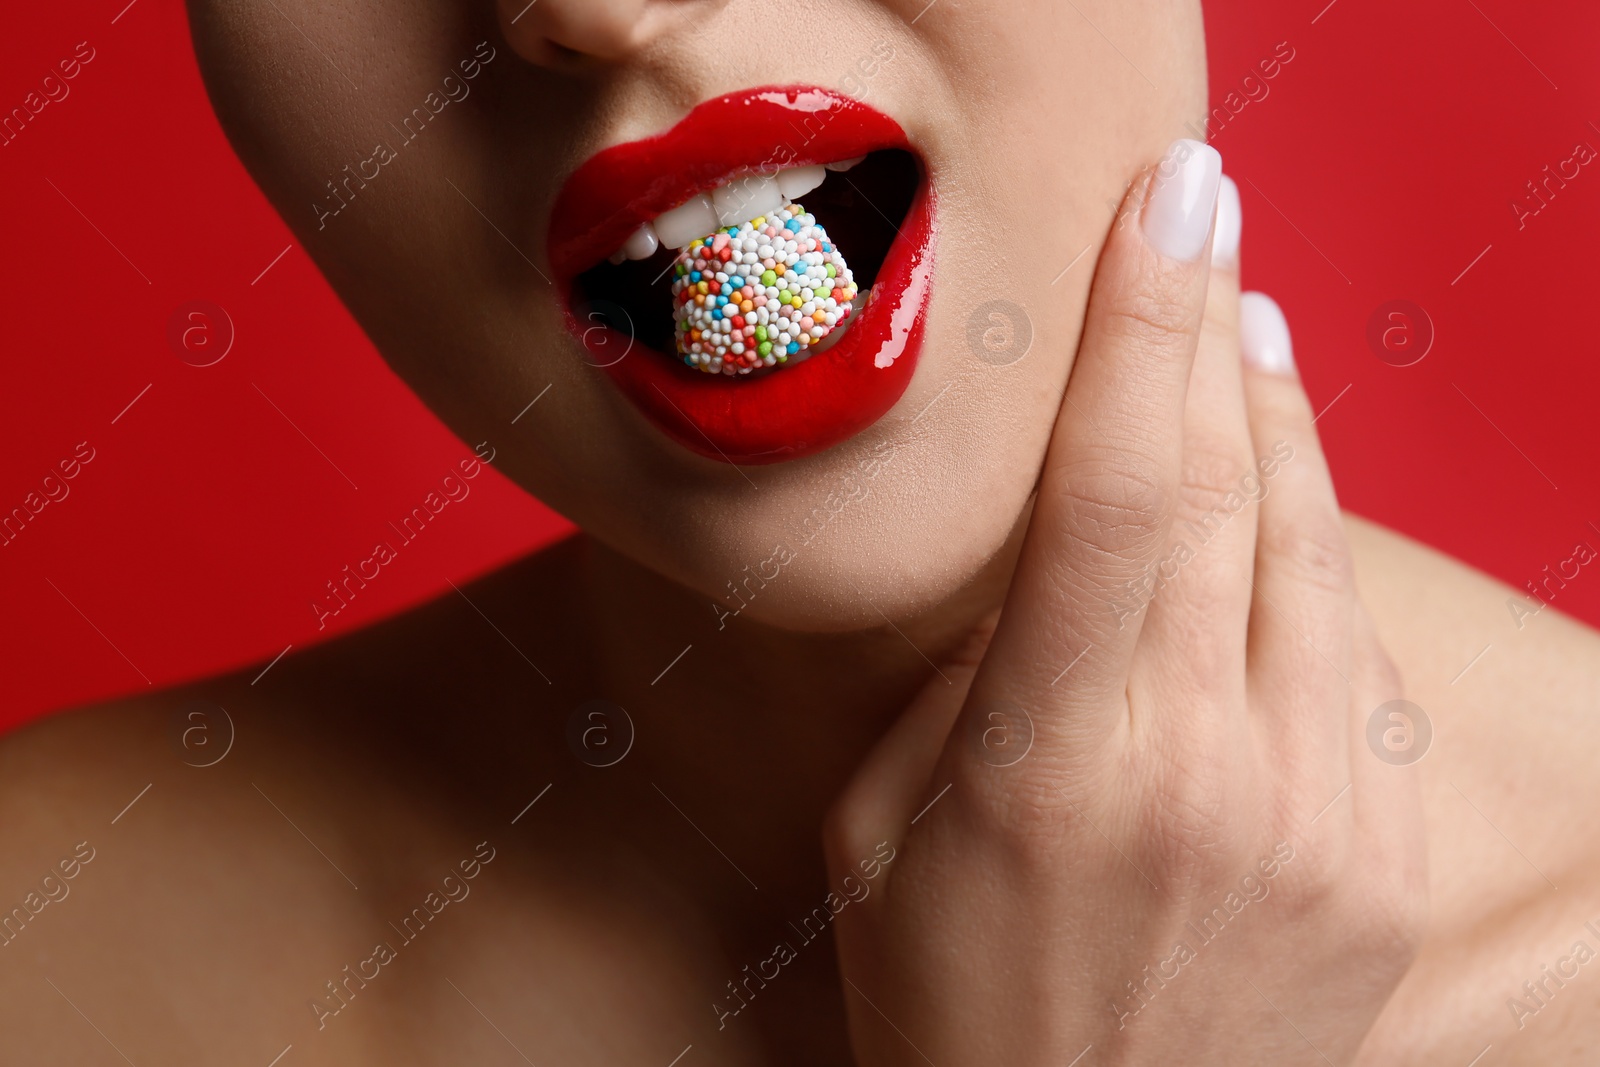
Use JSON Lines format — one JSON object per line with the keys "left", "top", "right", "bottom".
{"left": 1141, "top": 139, "right": 1222, "bottom": 262}
{"left": 1212, "top": 175, "right": 1241, "bottom": 269}
{"left": 1240, "top": 292, "right": 1295, "bottom": 375}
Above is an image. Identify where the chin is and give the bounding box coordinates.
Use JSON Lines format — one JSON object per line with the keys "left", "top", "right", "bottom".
{"left": 570, "top": 419, "right": 1036, "bottom": 635}
{"left": 721, "top": 538, "right": 1013, "bottom": 635}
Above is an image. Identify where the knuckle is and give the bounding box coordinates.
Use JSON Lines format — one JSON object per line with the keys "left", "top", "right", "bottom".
{"left": 953, "top": 746, "right": 1111, "bottom": 862}
{"left": 1178, "top": 441, "right": 1255, "bottom": 517}
{"left": 1101, "top": 286, "right": 1200, "bottom": 359}
{"left": 1343, "top": 862, "right": 1430, "bottom": 974}
{"left": 1171, "top": 442, "right": 1259, "bottom": 549}
{"left": 957, "top": 769, "right": 1075, "bottom": 857}
{"left": 821, "top": 790, "right": 883, "bottom": 872}
{"left": 1050, "top": 457, "right": 1172, "bottom": 568}
{"left": 1273, "top": 833, "right": 1346, "bottom": 915}
{"left": 1259, "top": 506, "right": 1355, "bottom": 598}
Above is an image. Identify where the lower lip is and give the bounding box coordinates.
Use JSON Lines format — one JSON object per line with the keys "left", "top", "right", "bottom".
{"left": 564, "top": 179, "right": 935, "bottom": 466}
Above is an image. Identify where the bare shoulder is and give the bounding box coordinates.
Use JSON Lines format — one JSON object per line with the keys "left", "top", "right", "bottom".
{"left": 0, "top": 534, "right": 653, "bottom": 1064}
{"left": 1346, "top": 515, "right": 1600, "bottom": 1065}
{"left": 1345, "top": 513, "right": 1600, "bottom": 709}
{"left": 0, "top": 531, "right": 595, "bottom": 840}
{"left": 2, "top": 529, "right": 591, "bottom": 742}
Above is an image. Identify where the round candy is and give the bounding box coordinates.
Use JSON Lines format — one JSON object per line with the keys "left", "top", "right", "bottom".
{"left": 670, "top": 203, "right": 857, "bottom": 375}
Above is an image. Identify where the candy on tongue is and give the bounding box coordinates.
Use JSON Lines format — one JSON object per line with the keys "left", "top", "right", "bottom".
{"left": 669, "top": 203, "right": 858, "bottom": 376}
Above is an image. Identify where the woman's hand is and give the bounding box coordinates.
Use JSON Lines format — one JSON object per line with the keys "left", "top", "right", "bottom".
{"left": 825, "top": 141, "right": 1427, "bottom": 1065}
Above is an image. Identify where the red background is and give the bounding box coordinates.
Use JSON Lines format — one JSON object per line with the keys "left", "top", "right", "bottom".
{"left": 2, "top": 0, "right": 1596, "bottom": 728}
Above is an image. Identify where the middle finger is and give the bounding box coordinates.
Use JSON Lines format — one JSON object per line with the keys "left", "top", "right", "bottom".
{"left": 1132, "top": 175, "right": 1258, "bottom": 712}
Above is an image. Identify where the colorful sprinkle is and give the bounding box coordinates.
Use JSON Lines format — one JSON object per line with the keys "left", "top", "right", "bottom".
{"left": 671, "top": 203, "right": 857, "bottom": 375}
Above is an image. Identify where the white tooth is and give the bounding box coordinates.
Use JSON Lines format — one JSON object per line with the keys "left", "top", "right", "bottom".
{"left": 713, "top": 174, "right": 784, "bottom": 227}
{"left": 776, "top": 164, "right": 826, "bottom": 200}
{"left": 653, "top": 194, "right": 720, "bottom": 249}
{"left": 608, "top": 249, "right": 627, "bottom": 265}
{"left": 622, "top": 221, "right": 659, "bottom": 261}
{"left": 825, "top": 155, "right": 865, "bottom": 172}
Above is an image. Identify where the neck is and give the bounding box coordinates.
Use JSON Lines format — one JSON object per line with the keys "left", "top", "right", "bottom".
{"left": 573, "top": 532, "right": 1015, "bottom": 892}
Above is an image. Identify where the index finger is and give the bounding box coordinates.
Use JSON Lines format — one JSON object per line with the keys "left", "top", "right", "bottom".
{"left": 969, "top": 138, "right": 1221, "bottom": 748}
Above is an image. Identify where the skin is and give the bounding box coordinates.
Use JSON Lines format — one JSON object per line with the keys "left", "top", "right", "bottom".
{"left": 184, "top": 0, "right": 1195, "bottom": 631}
{"left": 1, "top": 0, "right": 1597, "bottom": 1063}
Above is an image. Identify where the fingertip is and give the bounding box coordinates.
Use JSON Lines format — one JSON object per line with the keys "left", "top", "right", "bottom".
{"left": 1140, "top": 139, "right": 1223, "bottom": 263}
{"left": 1212, "top": 175, "right": 1241, "bottom": 271}
{"left": 1240, "top": 292, "right": 1295, "bottom": 376}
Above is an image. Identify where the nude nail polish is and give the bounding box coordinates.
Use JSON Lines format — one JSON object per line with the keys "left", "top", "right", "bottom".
{"left": 1142, "top": 139, "right": 1223, "bottom": 262}
{"left": 1212, "top": 175, "right": 1241, "bottom": 269}
{"left": 1240, "top": 292, "right": 1295, "bottom": 375}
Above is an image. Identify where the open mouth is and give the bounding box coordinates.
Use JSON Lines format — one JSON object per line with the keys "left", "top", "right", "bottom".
{"left": 575, "top": 149, "right": 918, "bottom": 373}
{"left": 547, "top": 87, "right": 935, "bottom": 466}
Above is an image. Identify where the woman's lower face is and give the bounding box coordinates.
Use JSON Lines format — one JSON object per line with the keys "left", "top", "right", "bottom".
{"left": 186, "top": 0, "right": 1206, "bottom": 630}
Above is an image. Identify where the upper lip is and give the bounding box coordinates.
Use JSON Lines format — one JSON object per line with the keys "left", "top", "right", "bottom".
{"left": 547, "top": 86, "right": 909, "bottom": 280}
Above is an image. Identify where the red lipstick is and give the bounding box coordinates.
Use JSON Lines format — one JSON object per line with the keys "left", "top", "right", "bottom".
{"left": 547, "top": 86, "right": 935, "bottom": 465}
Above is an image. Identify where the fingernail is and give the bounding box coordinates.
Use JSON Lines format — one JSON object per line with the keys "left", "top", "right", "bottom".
{"left": 1240, "top": 292, "right": 1295, "bottom": 375}
{"left": 1212, "top": 175, "right": 1241, "bottom": 269}
{"left": 1141, "top": 139, "right": 1222, "bottom": 262}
